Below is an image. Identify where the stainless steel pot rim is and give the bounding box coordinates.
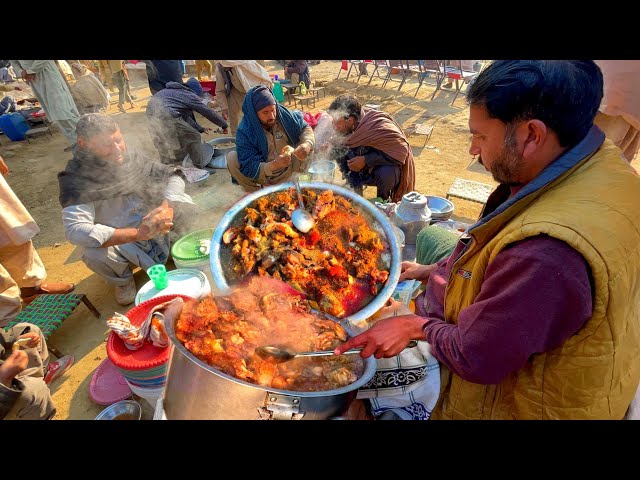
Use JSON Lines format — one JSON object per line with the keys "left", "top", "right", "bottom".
{"left": 206, "top": 136, "right": 236, "bottom": 146}
{"left": 209, "top": 181, "right": 402, "bottom": 324}
{"left": 165, "top": 317, "right": 377, "bottom": 398}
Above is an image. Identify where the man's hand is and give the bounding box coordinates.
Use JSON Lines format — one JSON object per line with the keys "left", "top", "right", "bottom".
{"left": 333, "top": 314, "right": 425, "bottom": 359}
{"left": 293, "top": 142, "right": 312, "bottom": 161}
{"left": 0, "top": 156, "right": 8, "bottom": 176}
{"left": 17, "top": 332, "right": 41, "bottom": 349}
{"left": 203, "top": 127, "right": 212, "bottom": 134}
{"left": 347, "top": 156, "right": 366, "bottom": 172}
{"left": 137, "top": 200, "right": 174, "bottom": 240}
{"left": 0, "top": 350, "right": 28, "bottom": 387}
{"left": 399, "top": 261, "right": 436, "bottom": 283}
{"left": 21, "top": 71, "right": 35, "bottom": 82}
{"left": 271, "top": 154, "right": 292, "bottom": 171}
{"left": 221, "top": 109, "right": 229, "bottom": 121}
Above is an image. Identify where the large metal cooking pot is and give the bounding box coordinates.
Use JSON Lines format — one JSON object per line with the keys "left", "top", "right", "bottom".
{"left": 163, "top": 307, "right": 377, "bottom": 420}
{"left": 209, "top": 181, "right": 402, "bottom": 331}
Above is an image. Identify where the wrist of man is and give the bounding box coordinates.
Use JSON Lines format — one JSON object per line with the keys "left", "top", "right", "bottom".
{"left": 303, "top": 141, "right": 313, "bottom": 153}
{"left": 421, "top": 320, "right": 431, "bottom": 341}
{"left": 136, "top": 225, "right": 151, "bottom": 241}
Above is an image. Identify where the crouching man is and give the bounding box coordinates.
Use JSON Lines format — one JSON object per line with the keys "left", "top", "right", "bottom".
{"left": 58, "top": 114, "right": 195, "bottom": 305}
{"left": 228, "top": 85, "right": 314, "bottom": 191}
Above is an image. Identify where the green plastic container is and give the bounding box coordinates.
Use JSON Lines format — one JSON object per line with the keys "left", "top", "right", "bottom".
{"left": 272, "top": 81, "right": 285, "bottom": 103}
{"left": 171, "top": 228, "right": 214, "bottom": 272}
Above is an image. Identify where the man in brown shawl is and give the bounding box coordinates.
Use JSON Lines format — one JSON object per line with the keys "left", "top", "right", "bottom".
{"left": 326, "top": 94, "right": 415, "bottom": 201}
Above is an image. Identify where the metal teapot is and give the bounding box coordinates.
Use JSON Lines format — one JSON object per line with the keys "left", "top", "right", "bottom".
{"left": 390, "top": 192, "right": 432, "bottom": 245}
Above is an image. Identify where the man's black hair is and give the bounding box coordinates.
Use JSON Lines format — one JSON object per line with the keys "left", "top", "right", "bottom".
{"left": 467, "top": 60, "right": 603, "bottom": 148}
{"left": 328, "top": 94, "right": 362, "bottom": 121}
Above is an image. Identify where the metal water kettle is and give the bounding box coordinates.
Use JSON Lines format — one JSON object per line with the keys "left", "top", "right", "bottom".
{"left": 391, "top": 191, "right": 432, "bottom": 245}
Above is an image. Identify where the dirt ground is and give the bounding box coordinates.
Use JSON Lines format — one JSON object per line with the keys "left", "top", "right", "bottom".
{"left": 3, "top": 61, "right": 635, "bottom": 420}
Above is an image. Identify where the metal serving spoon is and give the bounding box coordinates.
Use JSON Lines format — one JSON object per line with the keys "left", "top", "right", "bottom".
{"left": 291, "top": 181, "right": 315, "bottom": 233}
{"left": 255, "top": 340, "right": 418, "bottom": 364}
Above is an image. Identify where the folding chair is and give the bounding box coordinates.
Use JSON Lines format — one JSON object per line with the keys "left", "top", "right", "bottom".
{"left": 346, "top": 60, "right": 369, "bottom": 82}
{"left": 396, "top": 60, "right": 418, "bottom": 92}
{"left": 415, "top": 60, "right": 445, "bottom": 97}
{"left": 444, "top": 60, "right": 480, "bottom": 106}
{"left": 366, "top": 60, "right": 389, "bottom": 85}
{"left": 381, "top": 60, "right": 407, "bottom": 89}
{"left": 7, "top": 293, "right": 100, "bottom": 358}
{"left": 336, "top": 60, "right": 349, "bottom": 79}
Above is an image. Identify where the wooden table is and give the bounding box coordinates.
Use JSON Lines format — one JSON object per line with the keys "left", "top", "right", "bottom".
{"left": 308, "top": 86, "right": 326, "bottom": 100}
{"left": 292, "top": 94, "right": 316, "bottom": 110}
{"left": 283, "top": 84, "right": 299, "bottom": 105}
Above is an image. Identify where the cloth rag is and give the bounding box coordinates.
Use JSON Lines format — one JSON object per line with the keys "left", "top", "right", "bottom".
{"left": 107, "top": 297, "right": 184, "bottom": 350}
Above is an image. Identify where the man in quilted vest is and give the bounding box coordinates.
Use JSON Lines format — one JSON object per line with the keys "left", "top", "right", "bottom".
{"left": 336, "top": 60, "right": 640, "bottom": 419}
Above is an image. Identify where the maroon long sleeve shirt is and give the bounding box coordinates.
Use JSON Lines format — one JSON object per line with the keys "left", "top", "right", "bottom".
{"left": 416, "top": 235, "right": 593, "bottom": 385}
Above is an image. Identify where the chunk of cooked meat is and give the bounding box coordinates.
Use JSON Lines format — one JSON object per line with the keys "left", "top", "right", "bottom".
{"left": 223, "top": 189, "right": 389, "bottom": 318}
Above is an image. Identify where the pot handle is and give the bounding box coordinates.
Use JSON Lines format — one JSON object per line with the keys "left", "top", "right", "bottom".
{"left": 257, "top": 393, "right": 305, "bottom": 420}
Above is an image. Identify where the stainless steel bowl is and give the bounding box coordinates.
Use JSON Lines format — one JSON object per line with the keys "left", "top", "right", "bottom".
{"left": 209, "top": 181, "right": 401, "bottom": 331}
{"left": 426, "top": 195, "right": 454, "bottom": 221}
{"left": 207, "top": 136, "right": 236, "bottom": 157}
{"left": 95, "top": 400, "right": 141, "bottom": 420}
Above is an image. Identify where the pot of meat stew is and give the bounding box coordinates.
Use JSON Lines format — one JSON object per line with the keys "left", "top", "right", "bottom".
{"left": 162, "top": 182, "right": 401, "bottom": 420}
{"left": 163, "top": 310, "right": 377, "bottom": 420}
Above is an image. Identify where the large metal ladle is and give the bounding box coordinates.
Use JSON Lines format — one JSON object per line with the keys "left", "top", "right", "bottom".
{"left": 291, "top": 181, "right": 315, "bottom": 233}
{"left": 255, "top": 340, "right": 418, "bottom": 364}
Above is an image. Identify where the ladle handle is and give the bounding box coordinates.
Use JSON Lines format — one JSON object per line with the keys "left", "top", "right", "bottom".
{"left": 302, "top": 340, "right": 418, "bottom": 358}
{"left": 296, "top": 348, "right": 362, "bottom": 358}
{"left": 294, "top": 181, "right": 305, "bottom": 209}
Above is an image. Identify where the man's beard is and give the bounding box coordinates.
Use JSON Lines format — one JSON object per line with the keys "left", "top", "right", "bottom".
{"left": 488, "top": 125, "right": 523, "bottom": 186}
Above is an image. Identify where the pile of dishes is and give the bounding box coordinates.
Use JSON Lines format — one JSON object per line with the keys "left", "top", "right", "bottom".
{"left": 426, "top": 195, "right": 455, "bottom": 222}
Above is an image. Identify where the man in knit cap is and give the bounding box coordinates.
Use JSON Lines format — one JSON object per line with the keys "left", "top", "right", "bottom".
{"left": 228, "top": 85, "right": 315, "bottom": 191}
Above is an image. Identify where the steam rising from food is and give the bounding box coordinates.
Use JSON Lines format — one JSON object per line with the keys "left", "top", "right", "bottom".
{"left": 175, "top": 276, "right": 364, "bottom": 391}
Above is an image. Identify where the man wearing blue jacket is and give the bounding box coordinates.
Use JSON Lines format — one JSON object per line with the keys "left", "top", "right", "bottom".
{"left": 146, "top": 77, "right": 228, "bottom": 167}
{"left": 228, "top": 85, "right": 314, "bottom": 191}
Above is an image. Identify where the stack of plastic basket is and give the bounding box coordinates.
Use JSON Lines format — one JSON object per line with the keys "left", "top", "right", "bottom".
{"left": 106, "top": 294, "right": 195, "bottom": 407}
{"left": 170, "top": 228, "right": 215, "bottom": 285}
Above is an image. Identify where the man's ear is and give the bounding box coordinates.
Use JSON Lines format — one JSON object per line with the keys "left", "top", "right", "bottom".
{"left": 522, "top": 119, "right": 547, "bottom": 159}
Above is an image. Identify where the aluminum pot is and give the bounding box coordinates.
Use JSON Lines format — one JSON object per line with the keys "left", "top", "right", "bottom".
{"left": 163, "top": 309, "right": 377, "bottom": 420}
{"left": 209, "top": 181, "right": 402, "bottom": 331}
